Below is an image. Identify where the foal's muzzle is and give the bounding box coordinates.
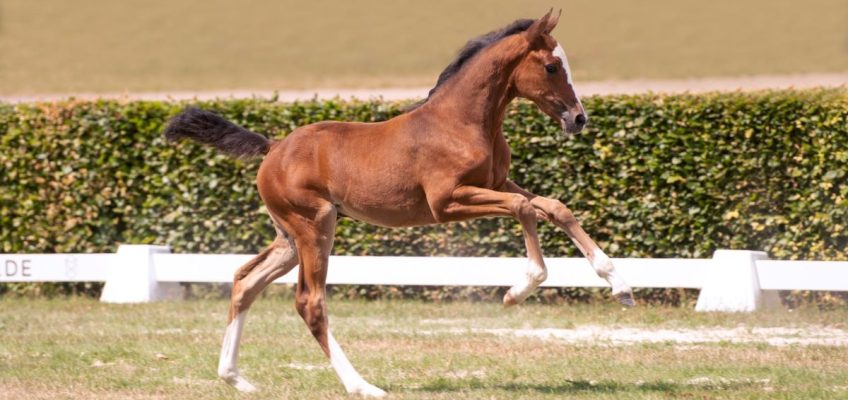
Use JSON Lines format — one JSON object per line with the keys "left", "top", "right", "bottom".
{"left": 560, "top": 111, "right": 587, "bottom": 136}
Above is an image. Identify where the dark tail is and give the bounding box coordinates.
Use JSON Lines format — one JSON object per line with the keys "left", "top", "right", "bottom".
{"left": 163, "top": 107, "right": 271, "bottom": 159}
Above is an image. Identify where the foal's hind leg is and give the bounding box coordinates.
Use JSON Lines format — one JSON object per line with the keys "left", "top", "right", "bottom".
{"left": 291, "top": 204, "right": 386, "bottom": 397}
{"left": 218, "top": 233, "right": 298, "bottom": 392}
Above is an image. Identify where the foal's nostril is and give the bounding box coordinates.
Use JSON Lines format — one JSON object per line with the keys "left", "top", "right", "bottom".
{"left": 575, "top": 114, "right": 587, "bottom": 126}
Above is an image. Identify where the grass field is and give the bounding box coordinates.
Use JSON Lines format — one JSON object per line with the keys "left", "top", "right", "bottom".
{"left": 1, "top": 0, "right": 846, "bottom": 95}
{"left": 2, "top": 298, "right": 847, "bottom": 399}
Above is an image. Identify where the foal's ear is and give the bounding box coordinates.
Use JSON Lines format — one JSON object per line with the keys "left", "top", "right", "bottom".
{"left": 545, "top": 9, "right": 562, "bottom": 33}
{"left": 525, "top": 9, "right": 553, "bottom": 43}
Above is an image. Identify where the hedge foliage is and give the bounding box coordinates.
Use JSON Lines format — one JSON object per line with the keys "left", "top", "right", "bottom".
{"left": 1, "top": 89, "right": 847, "bottom": 299}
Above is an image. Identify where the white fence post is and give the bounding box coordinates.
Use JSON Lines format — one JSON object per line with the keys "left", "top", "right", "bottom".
{"left": 695, "top": 249, "right": 780, "bottom": 312}
{"left": 99, "top": 245, "right": 181, "bottom": 303}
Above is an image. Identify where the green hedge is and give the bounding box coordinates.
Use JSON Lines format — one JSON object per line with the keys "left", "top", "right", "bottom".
{"left": 1, "top": 89, "right": 847, "bottom": 299}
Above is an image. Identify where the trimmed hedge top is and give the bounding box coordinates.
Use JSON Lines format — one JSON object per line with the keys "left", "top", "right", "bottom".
{"left": 1, "top": 89, "right": 847, "bottom": 262}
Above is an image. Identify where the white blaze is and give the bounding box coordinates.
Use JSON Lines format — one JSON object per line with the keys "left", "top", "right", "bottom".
{"left": 553, "top": 42, "right": 581, "bottom": 107}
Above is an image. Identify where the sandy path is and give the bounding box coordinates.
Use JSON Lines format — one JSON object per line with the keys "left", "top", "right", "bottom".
{"left": 412, "top": 325, "right": 848, "bottom": 347}
{"left": 1, "top": 73, "right": 845, "bottom": 103}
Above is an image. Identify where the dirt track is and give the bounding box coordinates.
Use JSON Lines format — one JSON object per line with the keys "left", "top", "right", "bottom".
{"left": 412, "top": 325, "right": 848, "bottom": 347}
{"left": 2, "top": 73, "right": 845, "bottom": 103}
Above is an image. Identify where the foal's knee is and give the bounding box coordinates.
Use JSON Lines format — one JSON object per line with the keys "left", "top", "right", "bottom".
{"left": 509, "top": 195, "right": 536, "bottom": 221}
{"left": 549, "top": 200, "right": 578, "bottom": 227}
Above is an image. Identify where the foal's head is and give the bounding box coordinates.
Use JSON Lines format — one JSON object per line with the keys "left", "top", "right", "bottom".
{"left": 512, "top": 10, "right": 587, "bottom": 135}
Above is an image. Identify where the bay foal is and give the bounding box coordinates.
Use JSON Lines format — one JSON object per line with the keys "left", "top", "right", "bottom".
{"left": 165, "top": 10, "right": 633, "bottom": 397}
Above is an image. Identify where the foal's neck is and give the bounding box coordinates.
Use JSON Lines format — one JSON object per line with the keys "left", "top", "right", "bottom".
{"left": 433, "top": 37, "right": 527, "bottom": 139}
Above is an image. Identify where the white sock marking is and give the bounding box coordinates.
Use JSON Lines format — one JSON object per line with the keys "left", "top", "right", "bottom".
{"left": 592, "top": 249, "right": 630, "bottom": 295}
{"left": 592, "top": 249, "right": 612, "bottom": 276}
{"left": 507, "top": 261, "right": 547, "bottom": 303}
{"left": 328, "top": 330, "right": 386, "bottom": 397}
{"left": 218, "top": 312, "right": 257, "bottom": 392}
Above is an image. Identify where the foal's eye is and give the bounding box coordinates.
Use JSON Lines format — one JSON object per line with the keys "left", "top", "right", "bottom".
{"left": 545, "top": 64, "right": 557, "bottom": 74}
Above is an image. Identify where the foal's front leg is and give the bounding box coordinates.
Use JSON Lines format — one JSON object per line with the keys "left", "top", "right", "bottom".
{"left": 504, "top": 181, "right": 635, "bottom": 306}
{"left": 432, "top": 185, "right": 548, "bottom": 306}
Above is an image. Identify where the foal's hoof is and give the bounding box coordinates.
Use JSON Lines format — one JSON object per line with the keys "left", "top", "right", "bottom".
{"left": 503, "top": 292, "right": 518, "bottom": 307}
{"left": 349, "top": 382, "right": 387, "bottom": 398}
{"left": 614, "top": 291, "right": 635, "bottom": 307}
{"left": 222, "top": 375, "right": 258, "bottom": 393}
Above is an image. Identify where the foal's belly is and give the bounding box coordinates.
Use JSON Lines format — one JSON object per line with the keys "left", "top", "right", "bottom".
{"left": 333, "top": 188, "right": 437, "bottom": 228}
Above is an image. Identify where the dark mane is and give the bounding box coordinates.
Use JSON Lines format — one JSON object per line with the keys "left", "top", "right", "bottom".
{"left": 407, "top": 19, "right": 534, "bottom": 111}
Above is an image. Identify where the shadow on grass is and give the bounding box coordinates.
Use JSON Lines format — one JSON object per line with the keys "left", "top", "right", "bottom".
{"left": 398, "top": 377, "right": 759, "bottom": 395}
